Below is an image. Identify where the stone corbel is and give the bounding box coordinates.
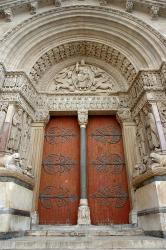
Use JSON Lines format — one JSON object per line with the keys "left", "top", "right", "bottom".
{"left": 99, "top": 0, "right": 108, "bottom": 6}
{"left": 126, "top": 0, "right": 134, "bottom": 13}
{"left": 78, "top": 110, "right": 88, "bottom": 127}
{"left": 29, "top": 1, "right": 38, "bottom": 15}
{"left": 54, "top": 0, "right": 61, "bottom": 7}
{"left": 3, "top": 8, "right": 13, "bottom": 22}
{"left": 150, "top": 5, "right": 160, "bottom": 20}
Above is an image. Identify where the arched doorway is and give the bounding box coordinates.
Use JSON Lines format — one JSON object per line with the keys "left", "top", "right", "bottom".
{"left": 38, "top": 114, "right": 130, "bottom": 225}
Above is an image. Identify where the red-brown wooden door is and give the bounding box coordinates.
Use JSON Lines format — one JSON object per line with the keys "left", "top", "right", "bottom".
{"left": 38, "top": 116, "right": 80, "bottom": 225}
{"left": 87, "top": 116, "right": 130, "bottom": 225}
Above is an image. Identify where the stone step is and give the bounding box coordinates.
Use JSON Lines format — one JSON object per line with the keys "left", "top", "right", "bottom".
{"left": 0, "top": 236, "right": 166, "bottom": 249}
{"left": 26, "top": 225, "right": 144, "bottom": 237}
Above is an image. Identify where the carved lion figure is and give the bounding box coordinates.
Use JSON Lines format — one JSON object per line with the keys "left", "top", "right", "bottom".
{"left": 150, "top": 152, "right": 166, "bottom": 168}
{"left": 0, "top": 153, "right": 22, "bottom": 172}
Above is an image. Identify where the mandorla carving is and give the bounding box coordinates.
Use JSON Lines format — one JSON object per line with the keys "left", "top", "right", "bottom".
{"left": 48, "top": 60, "right": 117, "bottom": 93}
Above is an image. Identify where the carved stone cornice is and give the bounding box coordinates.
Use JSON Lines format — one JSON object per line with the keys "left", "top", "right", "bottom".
{"left": 0, "top": 168, "right": 35, "bottom": 188}
{"left": 0, "top": 0, "right": 165, "bottom": 21}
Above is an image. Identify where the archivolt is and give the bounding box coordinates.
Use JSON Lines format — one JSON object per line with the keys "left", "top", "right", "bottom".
{"left": 29, "top": 41, "right": 137, "bottom": 86}
{"left": 0, "top": 5, "right": 165, "bottom": 75}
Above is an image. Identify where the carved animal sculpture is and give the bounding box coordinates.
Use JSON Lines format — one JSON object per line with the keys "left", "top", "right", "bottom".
{"left": 0, "top": 153, "right": 22, "bottom": 172}
{"left": 134, "top": 163, "right": 147, "bottom": 175}
{"left": 150, "top": 152, "right": 166, "bottom": 168}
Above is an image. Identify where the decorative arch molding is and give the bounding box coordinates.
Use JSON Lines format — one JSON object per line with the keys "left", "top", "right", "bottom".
{"left": 0, "top": 6, "right": 166, "bottom": 73}
{"left": 29, "top": 41, "right": 136, "bottom": 87}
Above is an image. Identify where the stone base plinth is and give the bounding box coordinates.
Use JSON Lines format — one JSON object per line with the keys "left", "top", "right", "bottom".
{"left": 0, "top": 169, "right": 34, "bottom": 233}
{"left": 77, "top": 199, "right": 91, "bottom": 225}
{"left": 133, "top": 168, "right": 166, "bottom": 238}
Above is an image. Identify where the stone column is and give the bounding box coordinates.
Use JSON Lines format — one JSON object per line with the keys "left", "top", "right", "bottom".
{"left": 0, "top": 103, "right": 15, "bottom": 153}
{"left": 117, "top": 109, "right": 138, "bottom": 224}
{"left": 77, "top": 110, "right": 91, "bottom": 225}
{"left": 29, "top": 122, "right": 46, "bottom": 225}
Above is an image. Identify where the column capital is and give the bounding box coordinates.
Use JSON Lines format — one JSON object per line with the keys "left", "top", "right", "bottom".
{"left": 34, "top": 110, "right": 50, "bottom": 124}
{"left": 116, "top": 108, "right": 133, "bottom": 124}
{"left": 78, "top": 110, "right": 88, "bottom": 127}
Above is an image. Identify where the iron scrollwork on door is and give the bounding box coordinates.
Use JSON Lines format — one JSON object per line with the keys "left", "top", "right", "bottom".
{"left": 91, "top": 125, "right": 122, "bottom": 144}
{"left": 43, "top": 153, "right": 76, "bottom": 174}
{"left": 91, "top": 185, "right": 128, "bottom": 208}
{"left": 45, "top": 127, "right": 76, "bottom": 144}
{"left": 92, "top": 154, "right": 124, "bottom": 174}
{"left": 39, "top": 186, "right": 77, "bottom": 208}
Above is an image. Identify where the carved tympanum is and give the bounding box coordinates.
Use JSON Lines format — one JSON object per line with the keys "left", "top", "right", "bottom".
{"left": 48, "top": 60, "right": 118, "bottom": 93}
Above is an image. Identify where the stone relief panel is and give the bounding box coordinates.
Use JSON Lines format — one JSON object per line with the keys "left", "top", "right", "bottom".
{"left": 48, "top": 60, "right": 119, "bottom": 94}
{"left": 6, "top": 107, "right": 32, "bottom": 170}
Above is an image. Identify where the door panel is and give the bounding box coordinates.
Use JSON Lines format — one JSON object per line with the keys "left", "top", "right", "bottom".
{"left": 38, "top": 116, "right": 80, "bottom": 225}
{"left": 87, "top": 116, "right": 130, "bottom": 225}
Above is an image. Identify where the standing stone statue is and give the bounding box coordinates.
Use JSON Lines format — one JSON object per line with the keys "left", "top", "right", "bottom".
{"left": 8, "top": 108, "right": 23, "bottom": 152}
{"left": 143, "top": 105, "right": 160, "bottom": 151}
{"left": 0, "top": 103, "right": 8, "bottom": 133}
{"left": 20, "top": 112, "right": 32, "bottom": 167}
{"left": 135, "top": 115, "right": 146, "bottom": 160}
{"left": 158, "top": 102, "right": 166, "bottom": 138}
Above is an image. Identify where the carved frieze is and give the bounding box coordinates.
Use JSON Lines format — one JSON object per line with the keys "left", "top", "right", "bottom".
{"left": 129, "top": 71, "right": 163, "bottom": 109}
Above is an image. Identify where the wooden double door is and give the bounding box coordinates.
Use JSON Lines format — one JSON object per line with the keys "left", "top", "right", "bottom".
{"left": 38, "top": 116, "right": 130, "bottom": 225}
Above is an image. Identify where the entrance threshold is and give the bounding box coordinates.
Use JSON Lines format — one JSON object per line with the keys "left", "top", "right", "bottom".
{"left": 27, "top": 224, "right": 143, "bottom": 237}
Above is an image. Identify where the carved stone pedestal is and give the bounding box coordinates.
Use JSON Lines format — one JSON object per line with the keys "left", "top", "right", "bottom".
{"left": 77, "top": 199, "right": 91, "bottom": 225}
{"left": 133, "top": 168, "right": 166, "bottom": 238}
{"left": 0, "top": 169, "right": 34, "bottom": 236}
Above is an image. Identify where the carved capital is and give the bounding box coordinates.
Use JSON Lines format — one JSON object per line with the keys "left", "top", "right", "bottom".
{"left": 35, "top": 110, "right": 50, "bottom": 124}
{"left": 78, "top": 110, "right": 88, "bottom": 127}
{"left": 116, "top": 109, "right": 132, "bottom": 123}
